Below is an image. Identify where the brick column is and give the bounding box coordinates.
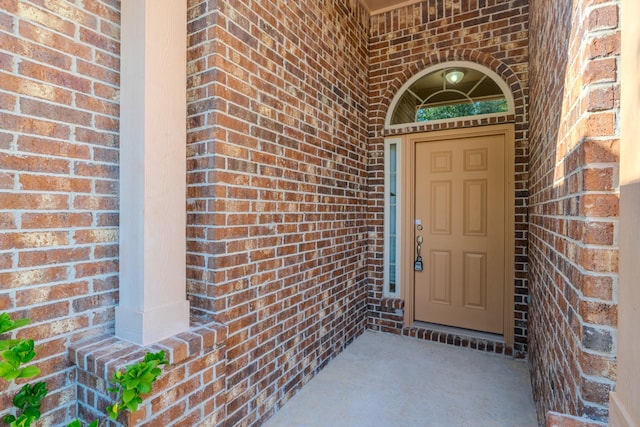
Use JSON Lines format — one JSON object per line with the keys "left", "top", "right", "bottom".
{"left": 116, "top": 0, "right": 189, "bottom": 344}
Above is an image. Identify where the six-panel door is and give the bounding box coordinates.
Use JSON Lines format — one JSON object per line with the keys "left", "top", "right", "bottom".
{"left": 414, "top": 134, "right": 505, "bottom": 334}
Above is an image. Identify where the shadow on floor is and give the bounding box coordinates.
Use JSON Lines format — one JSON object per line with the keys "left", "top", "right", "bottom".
{"left": 264, "top": 331, "right": 537, "bottom": 427}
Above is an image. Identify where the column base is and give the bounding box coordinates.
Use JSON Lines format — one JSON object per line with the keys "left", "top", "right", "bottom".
{"left": 116, "top": 300, "right": 190, "bottom": 345}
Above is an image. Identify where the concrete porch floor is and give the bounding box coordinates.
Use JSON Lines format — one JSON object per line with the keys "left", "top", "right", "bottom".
{"left": 264, "top": 331, "right": 537, "bottom": 427}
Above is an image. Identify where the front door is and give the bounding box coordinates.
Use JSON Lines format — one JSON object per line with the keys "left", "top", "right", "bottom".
{"left": 413, "top": 133, "right": 505, "bottom": 334}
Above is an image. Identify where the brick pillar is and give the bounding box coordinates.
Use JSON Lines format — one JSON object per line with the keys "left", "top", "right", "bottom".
{"left": 116, "top": 0, "right": 190, "bottom": 344}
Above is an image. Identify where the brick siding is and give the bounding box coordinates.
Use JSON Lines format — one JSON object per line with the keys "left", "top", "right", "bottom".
{"left": 0, "top": 0, "right": 622, "bottom": 425}
{"left": 70, "top": 317, "right": 227, "bottom": 426}
{"left": 528, "top": 0, "right": 620, "bottom": 422}
{"left": 1, "top": 0, "right": 372, "bottom": 425}
{"left": 0, "top": 0, "right": 120, "bottom": 424}
{"left": 185, "top": 1, "right": 370, "bottom": 425}
{"left": 367, "top": 0, "right": 530, "bottom": 356}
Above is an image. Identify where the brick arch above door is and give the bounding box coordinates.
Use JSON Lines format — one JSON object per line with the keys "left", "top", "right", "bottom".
{"left": 371, "top": 49, "right": 528, "bottom": 138}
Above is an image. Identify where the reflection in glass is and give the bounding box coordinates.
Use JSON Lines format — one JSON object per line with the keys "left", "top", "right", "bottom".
{"left": 391, "top": 66, "right": 509, "bottom": 125}
{"left": 388, "top": 144, "right": 397, "bottom": 294}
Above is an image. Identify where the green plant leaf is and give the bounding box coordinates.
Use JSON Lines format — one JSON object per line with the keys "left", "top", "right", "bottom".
{"left": 124, "top": 398, "right": 141, "bottom": 412}
{"left": 21, "top": 407, "right": 41, "bottom": 419}
{"left": 102, "top": 350, "right": 169, "bottom": 422}
{"left": 0, "top": 361, "right": 16, "bottom": 378}
{"left": 138, "top": 383, "right": 151, "bottom": 394}
{"left": 3, "top": 367, "right": 20, "bottom": 381}
{"left": 124, "top": 379, "right": 139, "bottom": 389}
{"left": 1, "top": 350, "right": 20, "bottom": 367}
{"left": 0, "top": 313, "right": 31, "bottom": 335}
{"left": 13, "top": 382, "right": 47, "bottom": 413}
{"left": 12, "top": 413, "right": 37, "bottom": 427}
{"left": 0, "top": 340, "right": 21, "bottom": 351}
{"left": 2, "top": 414, "right": 16, "bottom": 424}
{"left": 107, "top": 403, "right": 119, "bottom": 420}
{"left": 16, "top": 366, "right": 40, "bottom": 379}
{"left": 12, "top": 340, "right": 36, "bottom": 364}
{"left": 122, "top": 388, "right": 135, "bottom": 404}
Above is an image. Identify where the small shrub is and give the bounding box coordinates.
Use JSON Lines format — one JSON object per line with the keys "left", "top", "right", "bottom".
{"left": 0, "top": 312, "right": 169, "bottom": 427}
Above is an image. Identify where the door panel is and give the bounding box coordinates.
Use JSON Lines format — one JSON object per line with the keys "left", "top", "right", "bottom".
{"left": 430, "top": 181, "right": 451, "bottom": 234}
{"left": 414, "top": 135, "right": 505, "bottom": 334}
{"left": 463, "top": 179, "right": 487, "bottom": 236}
{"left": 430, "top": 250, "right": 451, "bottom": 304}
{"left": 463, "top": 252, "right": 487, "bottom": 309}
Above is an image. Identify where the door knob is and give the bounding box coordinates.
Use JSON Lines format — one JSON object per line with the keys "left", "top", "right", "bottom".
{"left": 414, "top": 235, "right": 424, "bottom": 271}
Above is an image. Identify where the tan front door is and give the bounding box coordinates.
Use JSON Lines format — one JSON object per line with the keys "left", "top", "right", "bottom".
{"left": 413, "top": 133, "right": 505, "bottom": 334}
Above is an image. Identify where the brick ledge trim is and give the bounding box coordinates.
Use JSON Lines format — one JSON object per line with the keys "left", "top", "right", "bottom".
{"left": 384, "top": 114, "right": 516, "bottom": 137}
{"left": 379, "top": 297, "right": 404, "bottom": 310}
{"left": 370, "top": 297, "right": 521, "bottom": 357}
{"left": 69, "top": 316, "right": 227, "bottom": 380}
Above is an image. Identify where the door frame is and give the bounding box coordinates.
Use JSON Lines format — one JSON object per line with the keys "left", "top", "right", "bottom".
{"left": 399, "top": 124, "right": 515, "bottom": 346}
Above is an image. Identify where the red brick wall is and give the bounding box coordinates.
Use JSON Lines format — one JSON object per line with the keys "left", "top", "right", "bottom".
{"left": 3, "top": 0, "right": 621, "bottom": 425}
{"left": 0, "top": 0, "right": 120, "bottom": 424}
{"left": 186, "top": 1, "right": 370, "bottom": 425}
{"left": 528, "top": 0, "right": 619, "bottom": 422}
{"left": 71, "top": 317, "right": 228, "bottom": 426}
{"left": 367, "top": 0, "right": 530, "bottom": 355}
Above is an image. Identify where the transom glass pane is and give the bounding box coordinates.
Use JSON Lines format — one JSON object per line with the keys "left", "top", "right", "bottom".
{"left": 391, "top": 66, "right": 508, "bottom": 125}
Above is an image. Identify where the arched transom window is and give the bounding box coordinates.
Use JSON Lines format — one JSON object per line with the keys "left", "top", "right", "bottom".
{"left": 387, "top": 61, "right": 515, "bottom": 128}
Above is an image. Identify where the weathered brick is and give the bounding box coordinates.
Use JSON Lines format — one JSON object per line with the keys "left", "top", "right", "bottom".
{"left": 0, "top": 0, "right": 121, "bottom": 422}
{"left": 21, "top": 212, "right": 93, "bottom": 229}
{"left": 16, "top": 282, "right": 88, "bottom": 306}
{"left": 0, "top": 265, "right": 69, "bottom": 288}
{"left": 0, "top": 231, "right": 69, "bottom": 250}
{"left": 18, "top": 247, "right": 91, "bottom": 267}
{"left": 0, "top": 1, "right": 620, "bottom": 426}
{"left": 0, "top": 32, "right": 72, "bottom": 70}
{"left": 19, "top": 175, "right": 92, "bottom": 193}
{"left": 529, "top": 0, "right": 619, "bottom": 422}
{"left": 0, "top": 112, "right": 71, "bottom": 139}
{"left": 0, "top": 172, "right": 15, "bottom": 190}
{"left": 588, "top": 4, "right": 618, "bottom": 31}
{"left": 20, "top": 97, "right": 92, "bottom": 126}
{"left": 0, "top": 193, "right": 69, "bottom": 210}
{"left": 16, "top": 2, "right": 76, "bottom": 36}
{"left": 18, "top": 136, "right": 91, "bottom": 159}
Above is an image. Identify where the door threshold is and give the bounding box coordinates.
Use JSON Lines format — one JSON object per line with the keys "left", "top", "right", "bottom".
{"left": 402, "top": 321, "right": 522, "bottom": 357}
{"left": 412, "top": 321, "right": 504, "bottom": 343}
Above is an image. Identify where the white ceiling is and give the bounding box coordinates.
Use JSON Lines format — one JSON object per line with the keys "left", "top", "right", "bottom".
{"left": 361, "top": 0, "right": 421, "bottom": 14}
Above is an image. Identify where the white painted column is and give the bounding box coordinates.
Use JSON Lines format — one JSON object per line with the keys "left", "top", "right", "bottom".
{"left": 116, "top": 0, "right": 190, "bottom": 345}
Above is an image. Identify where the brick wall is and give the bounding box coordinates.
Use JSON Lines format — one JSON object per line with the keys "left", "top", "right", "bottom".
{"left": 186, "top": 0, "right": 370, "bottom": 425}
{"left": 0, "top": 0, "right": 120, "bottom": 424}
{"left": 367, "top": 0, "right": 530, "bottom": 356}
{"left": 70, "top": 317, "right": 227, "bottom": 426}
{"left": 3, "top": 0, "right": 621, "bottom": 425}
{"left": 528, "top": 0, "right": 619, "bottom": 423}
{"left": 2, "top": 0, "right": 371, "bottom": 424}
